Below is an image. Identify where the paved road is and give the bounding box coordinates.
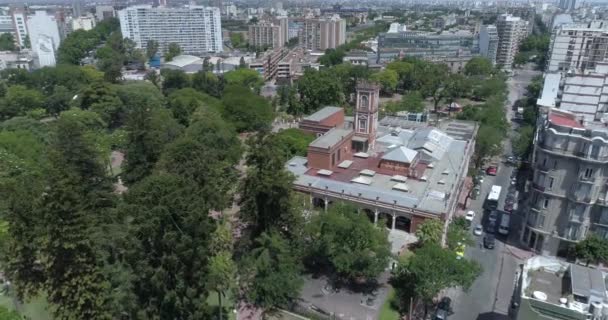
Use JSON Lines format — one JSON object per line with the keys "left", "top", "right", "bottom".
{"left": 449, "top": 67, "right": 540, "bottom": 320}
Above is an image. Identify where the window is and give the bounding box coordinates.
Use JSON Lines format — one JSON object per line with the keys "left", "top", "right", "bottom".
{"left": 337, "top": 148, "right": 341, "bottom": 161}
{"left": 591, "top": 145, "right": 601, "bottom": 159}
{"left": 599, "top": 208, "right": 608, "bottom": 225}
{"left": 358, "top": 119, "right": 367, "bottom": 133}
{"left": 542, "top": 157, "right": 547, "bottom": 167}
{"left": 548, "top": 177, "right": 554, "bottom": 189}
{"left": 360, "top": 95, "right": 369, "bottom": 109}
{"left": 584, "top": 168, "right": 594, "bottom": 179}
{"left": 571, "top": 204, "right": 585, "bottom": 222}
{"left": 538, "top": 214, "right": 546, "bottom": 229}
{"left": 565, "top": 223, "right": 580, "bottom": 240}
{"left": 554, "top": 160, "right": 558, "bottom": 169}
{"left": 543, "top": 198, "right": 550, "bottom": 209}
{"left": 331, "top": 153, "right": 335, "bottom": 167}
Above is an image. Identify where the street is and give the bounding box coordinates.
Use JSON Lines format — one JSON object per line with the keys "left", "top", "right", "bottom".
{"left": 449, "top": 66, "right": 540, "bottom": 320}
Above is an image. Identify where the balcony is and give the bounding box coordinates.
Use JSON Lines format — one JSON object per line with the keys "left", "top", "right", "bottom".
{"left": 532, "top": 182, "right": 545, "bottom": 192}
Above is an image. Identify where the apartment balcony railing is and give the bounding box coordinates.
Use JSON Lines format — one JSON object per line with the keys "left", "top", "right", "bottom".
{"left": 539, "top": 142, "right": 608, "bottom": 162}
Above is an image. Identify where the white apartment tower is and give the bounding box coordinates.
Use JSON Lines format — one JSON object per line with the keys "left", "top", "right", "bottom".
{"left": 496, "top": 14, "right": 528, "bottom": 69}
{"left": 479, "top": 25, "right": 499, "bottom": 65}
{"left": 300, "top": 15, "right": 346, "bottom": 51}
{"left": 36, "top": 35, "right": 56, "bottom": 67}
{"left": 118, "top": 5, "right": 222, "bottom": 56}
{"left": 546, "top": 21, "right": 608, "bottom": 73}
{"left": 12, "top": 11, "right": 28, "bottom": 48}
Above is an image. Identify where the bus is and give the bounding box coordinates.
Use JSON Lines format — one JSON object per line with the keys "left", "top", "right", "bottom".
{"left": 484, "top": 185, "right": 502, "bottom": 210}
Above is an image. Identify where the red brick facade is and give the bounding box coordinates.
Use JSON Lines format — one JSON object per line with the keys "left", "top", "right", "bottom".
{"left": 307, "top": 133, "right": 354, "bottom": 170}
{"left": 299, "top": 109, "right": 345, "bottom": 136}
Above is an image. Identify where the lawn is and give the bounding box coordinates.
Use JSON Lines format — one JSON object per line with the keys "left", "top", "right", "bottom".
{"left": 379, "top": 287, "right": 400, "bottom": 320}
{"left": 0, "top": 293, "right": 51, "bottom": 320}
{"left": 206, "top": 291, "right": 237, "bottom": 320}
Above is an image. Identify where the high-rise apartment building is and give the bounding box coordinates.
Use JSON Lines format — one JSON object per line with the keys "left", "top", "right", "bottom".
{"left": 27, "top": 11, "right": 61, "bottom": 51}
{"left": 72, "top": 0, "right": 83, "bottom": 17}
{"left": 118, "top": 5, "right": 222, "bottom": 56}
{"left": 95, "top": 6, "right": 115, "bottom": 21}
{"left": 559, "top": 0, "right": 577, "bottom": 11}
{"left": 479, "top": 24, "right": 499, "bottom": 65}
{"left": 248, "top": 17, "right": 288, "bottom": 48}
{"left": 12, "top": 11, "right": 28, "bottom": 48}
{"left": 546, "top": 21, "right": 608, "bottom": 73}
{"left": 299, "top": 15, "right": 346, "bottom": 51}
{"left": 496, "top": 14, "right": 528, "bottom": 69}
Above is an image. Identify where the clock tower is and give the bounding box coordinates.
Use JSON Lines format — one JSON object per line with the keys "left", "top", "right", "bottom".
{"left": 353, "top": 81, "right": 380, "bottom": 152}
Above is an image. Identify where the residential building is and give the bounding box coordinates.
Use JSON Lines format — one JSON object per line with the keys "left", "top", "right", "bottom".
{"left": 514, "top": 256, "right": 607, "bottom": 320}
{"left": 299, "top": 15, "right": 346, "bottom": 51}
{"left": 559, "top": 0, "right": 577, "bottom": 11}
{"left": 27, "top": 11, "right": 61, "bottom": 53}
{"left": 286, "top": 82, "right": 478, "bottom": 234}
{"left": 0, "top": 50, "right": 33, "bottom": 70}
{"left": 248, "top": 18, "right": 288, "bottom": 49}
{"left": 95, "top": 6, "right": 115, "bottom": 21}
{"left": 479, "top": 25, "right": 499, "bottom": 65}
{"left": 496, "top": 14, "right": 528, "bottom": 69}
{"left": 249, "top": 47, "right": 290, "bottom": 80}
{"left": 36, "top": 34, "right": 56, "bottom": 67}
{"left": 118, "top": 5, "right": 222, "bottom": 56}
{"left": 72, "top": 0, "right": 83, "bottom": 17}
{"left": 0, "top": 8, "right": 14, "bottom": 37}
{"left": 527, "top": 64, "right": 608, "bottom": 255}
{"left": 546, "top": 21, "right": 608, "bottom": 73}
{"left": 376, "top": 29, "right": 479, "bottom": 64}
{"left": 12, "top": 10, "right": 28, "bottom": 48}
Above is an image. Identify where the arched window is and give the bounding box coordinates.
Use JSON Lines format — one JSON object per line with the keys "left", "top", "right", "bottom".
{"left": 360, "top": 95, "right": 369, "bottom": 109}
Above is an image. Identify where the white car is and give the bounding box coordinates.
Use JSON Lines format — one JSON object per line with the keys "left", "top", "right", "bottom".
{"left": 473, "top": 224, "right": 483, "bottom": 236}
{"left": 465, "top": 210, "right": 475, "bottom": 222}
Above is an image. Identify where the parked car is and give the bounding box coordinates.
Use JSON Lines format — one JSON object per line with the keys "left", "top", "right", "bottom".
{"left": 486, "top": 221, "right": 496, "bottom": 234}
{"left": 484, "top": 234, "right": 496, "bottom": 249}
{"left": 486, "top": 166, "right": 498, "bottom": 176}
{"left": 434, "top": 297, "right": 451, "bottom": 320}
{"left": 473, "top": 224, "right": 483, "bottom": 236}
{"left": 465, "top": 210, "right": 475, "bottom": 223}
{"left": 488, "top": 210, "right": 499, "bottom": 223}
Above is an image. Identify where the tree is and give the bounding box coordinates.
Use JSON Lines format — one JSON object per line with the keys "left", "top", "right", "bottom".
{"left": 242, "top": 231, "right": 303, "bottom": 310}
{"left": 446, "top": 217, "right": 474, "bottom": 250}
{"left": 512, "top": 125, "right": 534, "bottom": 157}
{"left": 192, "top": 71, "right": 223, "bottom": 97}
{"left": 46, "top": 85, "right": 74, "bottom": 116}
{"left": 122, "top": 105, "right": 183, "bottom": 184}
{"left": 418, "top": 63, "right": 449, "bottom": 112}
{"left": 0, "top": 306, "right": 21, "bottom": 320}
{"left": 161, "top": 69, "right": 191, "bottom": 95}
{"left": 273, "top": 128, "right": 315, "bottom": 158}
{"left": 165, "top": 42, "right": 181, "bottom": 61}
{"left": 120, "top": 173, "right": 214, "bottom": 319}
{"left": 0, "top": 85, "right": 45, "bottom": 119}
{"left": 392, "top": 244, "right": 481, "bottom": 317}
{"left": 370, "top": 69, "right": 399, "bottom": 95}
{"left": 221, "top": 85, "right": 273, "bottom": 132}
{"left": 464, "top": 57, "right": 493, "bottom": 76}
{"left": 240, "top": 133, "right": 303, "bottom": 239}
{"left": 415, "top": 219, "right": 443, "bottom": 245}
{"left": 444, "top": 74, "right": 472, "bottom": 104}
{"left": 167, "top": 88, "right": 209, "bottom": 126}
{"left": 297, "top": 69, "right": 344, "bottom": 114}
{"left": 318, "top": 48, "right": 346, "bottom": 66}
{"left": 474, "top": 125, "right": 503, "bottom": 168}
{"left": 305, "top": 203, "right": 391, "bottom": 280}
{"left": 0, "top": 33, "right": 16, "bottom": 51}
{"left": 401, "top": 90, "right": 425, "bottom": 113}
{"left": 574, "top": 234, "right": 608, "bottom": 266}
{"left": 145, "top": 40, "right": 159, "bottom": 59}
{"left": 239, "top": 56, "right": 247, "bottom": 68}
{"left": 223, "top": 68, "right": 264, "bottom": 92}
{"left": 78, "top": 81, "right": 125, "bottom": 128}
{"left": 208, "top": 221, "right": 236, "bottom": 320}
{"left": 230, "top": 33, "right": 245, "bottom": 48}
{"left": 144, "top": 70, "right": 160, "bottom": 88}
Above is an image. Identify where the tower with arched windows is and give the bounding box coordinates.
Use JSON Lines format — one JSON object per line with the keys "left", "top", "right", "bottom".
{"left": 353, "top": 81, "right": 380, "bottom": 152}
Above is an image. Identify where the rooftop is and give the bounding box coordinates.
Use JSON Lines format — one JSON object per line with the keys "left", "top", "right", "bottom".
{"left": 162, "top": 55, "right": 202, "bottom": 68}
{"left": 548, "top": 111, "right": 584, "bottom": 129}
{"left": 309, "top": 128, "right": 353, "bottom": 149}
{"left": 303, "top": 106, "right": 343, "bottom": 122}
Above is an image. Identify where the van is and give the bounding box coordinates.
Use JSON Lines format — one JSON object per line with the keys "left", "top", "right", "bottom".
{"left": 498, "top": 214, "right": 510, "bottom": 235}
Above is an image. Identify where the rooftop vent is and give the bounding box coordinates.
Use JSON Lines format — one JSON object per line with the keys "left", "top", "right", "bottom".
{"left": 391, "top": 175, "right": 407, "bottom": 183}
{"left": 338, "top": 160, "right": 353, "bottom": 169}
{"left": 351, "top": 176, "right": 372, "bottom": 185}
{"left": 318, "top": 169, "right": 333, "bottom": 176}
{"left": 393, "top": 183, "right": 409, "bottom": 192}
{"left": 360, "top": 169, "right": 376, "bottom": 177}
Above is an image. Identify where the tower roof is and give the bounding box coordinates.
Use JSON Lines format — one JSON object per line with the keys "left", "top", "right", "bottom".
{"left": 357, "top": 80, "right": 380, "bottom": 91}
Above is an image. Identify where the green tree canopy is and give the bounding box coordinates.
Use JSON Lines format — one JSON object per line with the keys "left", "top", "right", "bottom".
{"left": 221, "top": 85, "right": 273, "bottom": 132}
{"left": 0, "top": 33, "right": 16, "bottom": 51}
{"left": 415, "top": 219, "right": 444, "bottom": 245}
{"left": 296, "top": 69, "right": 344, "bottom": 115}
{"left": 305, "top": 203, "right": 391, "bottom": 280}
{"left": 165, "top": 42, "right": 182, "bottom": 61}
{"left": 370, "top": 69, "right": 399, "bottom": 95}
{"left": 0, "top": 85, "right": 45, "bottom": 120}
{"left": 574, "top": 234, "right": 608, "bottom": 266}
{"left": 224, "top": 68, "right": 264, "bottom": 92}
{"left": 464, "top": 57, "right": 493, "bottom": 76}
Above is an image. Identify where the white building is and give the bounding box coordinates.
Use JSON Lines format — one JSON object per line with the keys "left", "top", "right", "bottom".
{"left": 71, "top": 14, "right": 96, "bottom": 31}
{"left": 27, "top": 11, "right": 61, "bottom": 51}
{"left": 95, "top": 6, "right": 115, "bottom": 21}
{"left": 546, "top": 21, "right": 608, "bottom": 73}
{"left": 118, "top": 5, "right": 222, "bottom": 56}
{"left": 479, "top": 24, "right": 499, "bottom": 65}
{"left": 36, "top": 35, "right": 56, "bottom": 67}
{"left": 496, "top": 14, "right": 528, "bottom": 69}
{"left": 12, "top": 11, "right": 28, "bottom": 48}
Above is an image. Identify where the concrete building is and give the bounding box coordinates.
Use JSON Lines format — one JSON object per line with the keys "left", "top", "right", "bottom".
{"left": 249, "top": 47, "right": 290, "bottom": 80}
{"left": 479, "top": 24, "right": 499, "bottom": 65}
{"left": 12, "top": 10, "right": 28, "bottom": 48}
{"left": 559, "top": 0, "right": 577, "bottom": 11}
{"left": 286, "top": 82, "right": 478, "bottom": 235}
{"left": 0, "top": 8, "right": 15, "bottom": 38}
{"left": 514, "top": 256, "right": 607, "bottom": 320}
{"left": 546, "top": 21, "right": 608, "bottom": 73}
{"left": 71, "top": 14, "right": 96, "bottom": 31}
{"left": 73, "top": 0, "right": 83, "bottom": 17}
{"left": 377, "top": 29, "right": 479, "bottom": 64}
{"left": 0, "top": 50, "right": 33, "bottom": 70}
{"left": 299, "top": 15, "right": 346, "bottom": 51}
{"left": 27, "top": 11, "right": 61, "bottom": 56}
{"left": 118, "top": 5, "right": 222, "bottom": 56}
{"left": 95, "top": 6, "right": 115, "bottom": 21}
{"left": 496, "top": 14, "right": 528, "bottom": 69}
{"left": 36, "top": 34, "right": 56, "bottom": 67}
{"left": 248, "top": 18, "right": 288, "bottom": 49}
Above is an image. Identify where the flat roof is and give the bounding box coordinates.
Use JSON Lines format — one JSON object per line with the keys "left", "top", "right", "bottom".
{"left": 548, "top": 112, "right": 584, "bottom": 129}
{"left": 303, "top": 106, "right": 343, "bottom": 122}
{"left": 309, "top": 128, "right": 353, "bottom": 149}
{"left": 570, "top": 264, "right": 606, "bottom": 300}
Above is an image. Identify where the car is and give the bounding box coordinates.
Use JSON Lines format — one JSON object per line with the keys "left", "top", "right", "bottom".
{"left": 473, "top": 224, "right": 483, "bottom": 236}
{"left": 486, "top": 221, "right": 496, "bottom": 234}
{"left": 506, "top": 156, "right": 516, "bottom": 165}
{"left": 465, "top": 210, "right": 475, "bottom": 223}
{"left": 486, "top": 166, "right": 498, "bottom": 176}
{"left": 483, "top": 234, "right": 496, "bottom": 249}
{"left": 504, "top": 203, "right": 514, "bottom": 212}
{"left": 488, "top": 211, "right": 499, "bottom": 223}
{"left": 434, "top": 309, "right": 449, "bottom": 320}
